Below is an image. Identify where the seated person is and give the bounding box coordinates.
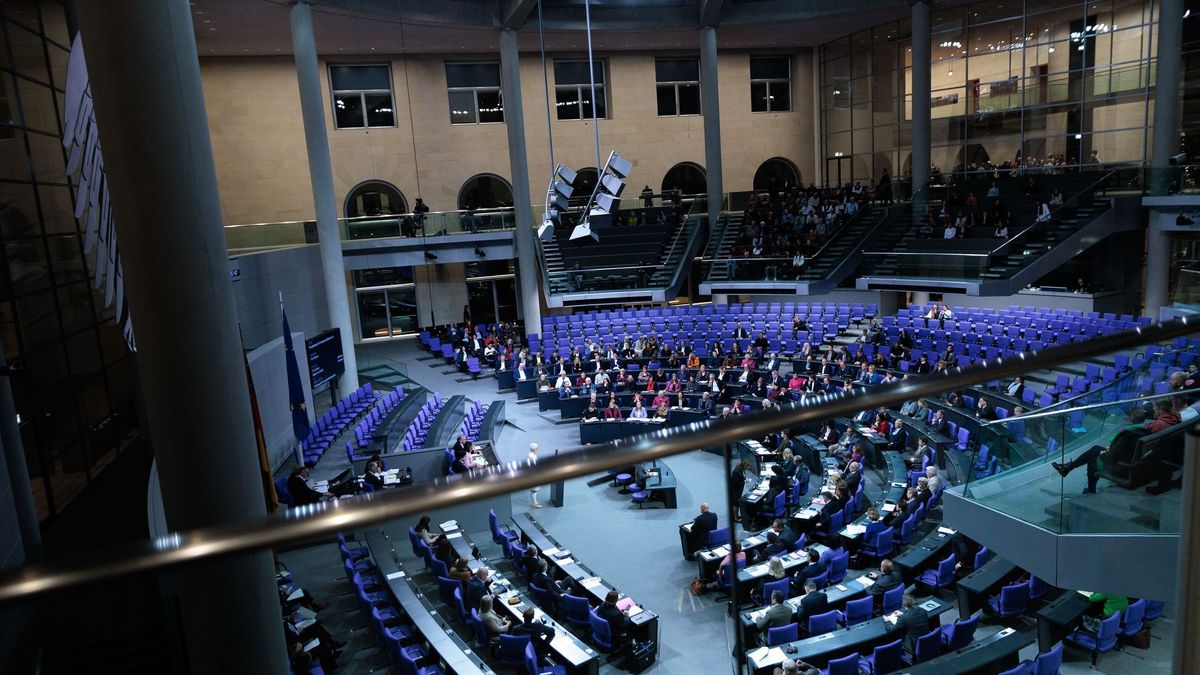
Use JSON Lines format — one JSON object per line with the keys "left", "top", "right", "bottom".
{"left": 1052, "top": 400, "right": 1177, "bottom": 494}
{"left": 885, "top": 593, "right": 930, "bottom": 659}
{"left": 654, "top": 402, "right": 670, "bottom": 420}
{"left": 755, "top": 590, "right": 794, "bottom": 640}
{"left": 478, "top": 596, "right": 511, "bottom": 645}
{"left": 884, "top": 487, "right": 919, "bottom": 526}
{"left": 791, "top": 549, "right": 826, "bottom": 594}
{"left": 603, "top": 398, "right": 623, "bottom": 420}
{"left": 629, "top": 400, "right": 649, "bottom": 419}
{"left": 287, "top": 465, "right": 328, "bottom": 505}
{"left": 363, "top": 461, "right": 386, "bottom": 491}
{"left": 581, "top": 401, "right": 601, "bottom": 421}
{"left": 596, "top": 591, "right": 631, "bottom": 648}
{"left": 905, "top": 437, "right": 932, "bottom": 469}
{"left": 689, "top": 502, "right": 718, "bottom": 553}
{"left": 762, "top": 531, "right": 789, "bottom": 558}
{"left": 530, "top": 559, "right": 566, "bottom": 611}
{"left": 511, "top": 606, "right": 556, "bottom": 659}
{"left": 448, "top": 557, "right": 473, "bottom": 584}
{"left": 866, "top": 559, "right": 904, "bottom": 602}
{"left": 794, "top": 580, "right": 828, "bottom": 634}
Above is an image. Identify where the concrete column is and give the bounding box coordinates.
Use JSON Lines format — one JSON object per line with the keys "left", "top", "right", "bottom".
{"left": 910, "top": 0, "right": 931, "bottom": 198}
{"left": 1145, "top": 0, "right": 1183, "bottom": 315}
{"left": 1173, "top": 430, "right": 1200, "bottom": 674}
{"left": 290, "top": 0, "right": 359, "bottom": 396}
{"left": 0, "top": 349, "right": 40, "bottom": 559}
{"left": 499, "top": 28, "right": 543, "bottom": 335}
{"left": 700, "top": 26, "right": 724, "bottom": 232}
{"left": 74, "top": 2, "right": 288, "bottom": 672}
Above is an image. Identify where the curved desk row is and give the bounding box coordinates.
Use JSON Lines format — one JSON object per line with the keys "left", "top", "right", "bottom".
{"left": 511, "top": 513, "right": 660, "bottom": 654}
{"left": 364, "top": 529, "right": 496, "bottom": 675}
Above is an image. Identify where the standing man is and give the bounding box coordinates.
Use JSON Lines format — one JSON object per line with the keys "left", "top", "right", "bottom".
{"left": 527, "top": 443, "right": 543, "bottom": 508}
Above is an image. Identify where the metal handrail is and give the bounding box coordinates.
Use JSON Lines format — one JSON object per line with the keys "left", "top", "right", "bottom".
{"left": 988, "top": 168, "right": 1118, "bottom": 256}
{"left": 0, "top": 318, "right": 1194, "bottom": 604}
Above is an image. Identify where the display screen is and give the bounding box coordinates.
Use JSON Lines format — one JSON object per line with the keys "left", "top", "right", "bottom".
{"left": 305, "top": 328, "right": 344, "bottom": 389}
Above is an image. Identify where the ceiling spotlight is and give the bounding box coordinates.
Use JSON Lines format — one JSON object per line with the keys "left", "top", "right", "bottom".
{"left": 570, "top": 222, "right": 599, "bottom": 241}
{"left": 537, "top": 219, "right": 555, "bottom": 241}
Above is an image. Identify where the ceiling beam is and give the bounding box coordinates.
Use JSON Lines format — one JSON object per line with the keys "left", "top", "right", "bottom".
{"left": 501, "top": 0, "right": 539, "bottom": 29}
{"left": 698, "top": 0, "right": 724, "bottom": 28}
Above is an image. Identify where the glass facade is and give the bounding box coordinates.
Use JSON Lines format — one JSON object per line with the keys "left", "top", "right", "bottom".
{"left": 0, "top": 1, "right": 137, "bottom": 521}
{"left": 820, "top": 0, "right": 1169, "bottom": 186}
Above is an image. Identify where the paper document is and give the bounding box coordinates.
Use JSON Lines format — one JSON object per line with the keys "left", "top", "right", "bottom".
{"left": 295, "top": 607, "right": 317, "bottom": 621}
{"left": 287, "top": 588, "right": 304, "bottom": 602}
{"left": 1077, "top": 590, "right": 1094, "bottom": 598}
{"left": 580, "top": 577, "right": 604, "bottom": 589}
{"left": 747, "top": 565, "right": 769, "bottom": 578}
{"left": 858, "top": 576, "right": 875, "bottom": 588}
{"left": 747, "top": 647, "right": 788, "bottom": 668}
{"left": 542, "top": 547, "right": 560, "bottom": 556}
{"left": 296, "top": 618, "right": 316, "bottom": 632}
{"left": 745, "top": 536, "right": 764, "bottom": 547}
{"left": 558, "top": 558, "right": 574, "bottom": 565}
{"left": 303, "top": 639, "right": 321, "bottom": 653}
{"left": 712, "top": 545, "right": 731, "bottom": 557}
{"left": 845, "top": 524, "right": 866, "bottom": 536}
{"left": 440, "top": 520, "right": 459, "bottom": 530}
{"left": 835, "top": 584, "right": 848, "bottom": 591}
{"left": 446, "top": 532, "right": 463, "bottom": 539}
{"left": 881, "top": 503, "right": 896, "bottom": 513}
{"left": 937, "top": 526, "right": 956, "bottom": 535}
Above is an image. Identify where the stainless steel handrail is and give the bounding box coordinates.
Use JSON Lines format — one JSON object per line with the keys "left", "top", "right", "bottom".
{"left": 979, "top": 385, "right": 1200, "bottom": 426}
{"left": 0, "top": 318, "right": 1194, "bottom": 604}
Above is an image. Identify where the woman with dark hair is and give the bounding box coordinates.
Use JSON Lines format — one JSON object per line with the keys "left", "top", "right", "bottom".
{"left": 415, "top": 516, "right": 438, "bottom": 546}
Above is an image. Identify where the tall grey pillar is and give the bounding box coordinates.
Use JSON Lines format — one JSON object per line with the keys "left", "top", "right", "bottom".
{"left": 499, "top": 28, "right": 543, "bottom": 334}
{"left": 910, "top": 0, "right": 931, "bottom": 199}
{"left": 291, "top": 0, "right": 359, "bottom": 397}
{"left": 1173, "top": 431, "right": 1200, "bottom": 674}
{"left": 1145, "top": 0, "right": 1183, "bottom": 316}
{"left": 700, "top": 26, "right": 724, "bottom": 232}
{"left": 75, "top": 2, "right": 289, "bottom": 672}
{"left": 0, "top": 349, "right": 40, "bottom": 559}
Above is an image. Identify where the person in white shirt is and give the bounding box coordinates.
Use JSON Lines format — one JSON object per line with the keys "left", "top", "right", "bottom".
{"left": 1034, "top": 200, "right": 1051, "bottom": 222}
{"left": 943, "top": 224, "right": 956, "bottom": 239}
{"left": 527, "top": 443, "right": 542, "bottom": 508}
{"left": 924, "top": 465, "right": 943, "bottom": 494}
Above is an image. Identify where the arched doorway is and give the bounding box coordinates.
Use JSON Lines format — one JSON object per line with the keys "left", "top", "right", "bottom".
{"left": 956, "top": 143, "right": 991, "bottom": 169}
{"left": 571, "top": 167, "right": 598, "bottom": 206}
{"left": 752, "top": 158, "right": 800, "bottom": 192}
{"left": 458, "top": 174, "right": 513, "bottom": 209}
{"left": 344, "top": 180, "right": 408, "bottom": 218}
{"left": 661, "top": 162, "right": 707, "bottom": 197}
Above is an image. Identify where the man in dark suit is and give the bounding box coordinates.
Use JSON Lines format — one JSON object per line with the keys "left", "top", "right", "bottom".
{"left": 843, "top": 462, "right": 862, "bottom": 497}
{"left": 975, "top": 396, "right": 996, "bottom": 420}
{"left": 697, "top": 391, "right": 715, "bottom": 416}
{"left": 287, "top": 465, "right": 327, "bottom": 506}
{"left": 762, "top": 532, "right": 789, "bottom": 558}
{"left": 466, "top": 568, "right": 492, "bottom": 611}
{"left": 511, "top": 607, "right": 557, "bottom": 659}
{"left": 888, "top": 419, "right": 909, "bottom": 452}
{"left": 531, "top": 559, "right": 565, "bottom": 612}
{"left": 597, "top": 591, "right": 631, "bottom": 649}
{"left": 771, "top": 518, "right": 799, "bottom": 550}
{"left": 733, "top": 322, "right": 750, "bottom": 340}
{"left": 928, "top": 410, "right": 948, "bottom": 434}
{"left": 794, "top": 580, "right": 829, "bottom": 634}
{"left": 363, "top": 461, "right": 386, "bottom": 491}
{"left": 792, "top": 549, "right": 826, "bottom": 594}
{"left": 885, "top": 593, "right": 931, "bottom": 658}
{"left": 690, "top": 502, "right": 719, "bottom": 554}
{"left": 866, "top": 559, "right": 904, "bottom": 602}
{"left": 729, "top": 460, "right": 750, "bottom": 522}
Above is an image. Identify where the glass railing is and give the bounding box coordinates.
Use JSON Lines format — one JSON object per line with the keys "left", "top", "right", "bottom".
{"left": 860, "top": 170, "right": 1117, "bottom": 281}
{"left": 1172, "top": 268, "right": 1200, "bottom": 312}
{"left": 959, "top": 334, "right": 1199, "bottom": 535}
{"left": 224, "top": 208, "right": 518, "bottom": 253}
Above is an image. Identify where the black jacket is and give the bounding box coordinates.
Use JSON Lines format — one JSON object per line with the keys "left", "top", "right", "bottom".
{"left": 887, "top": 606, "right": 931, "bottom": 655}
{"left": 867, "top": 570, "right": 904, "bottom": 597}
{"left": 288, "top": 475, "right": 323, "bottom": 505}
{"left": 795, "top": 591, "right": 829, "bottom": 631}
{"left": 729, "top": 467, "right": 747, "bottom": 501}
{"left": 692, "top": 511, "right": 718, "bottom": 549}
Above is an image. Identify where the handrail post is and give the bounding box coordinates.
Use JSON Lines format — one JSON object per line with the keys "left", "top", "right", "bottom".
{"left": 724, "top": 441, "right": 746, "bottom": 674}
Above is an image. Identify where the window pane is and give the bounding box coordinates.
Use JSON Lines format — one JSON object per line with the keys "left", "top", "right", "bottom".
{"left": 656, "top": 85, "right": 677, "bottom": 115}
{"left": 677, "top": 84, "right": 701, "bottom": 115}
{"left": 448, "top": 90, "right": 477, "bottom": 124}
{"left": 750, "top": 56, "right": 789, "bottom": 80}
{"left": 655, "top": 58, "right": 699, "bottom": 82}
{"left": 581, "top": 86, "right": 606, "bottom": 119}
{"left": 751, "top": 81, "right": 769, "bottom": 112}
{"left": 769, "top": 82, "right": 790, "bottom": 111}
{"left": 446, "top": 63, "right": 501, "bottom": 88}
{"left": 330, "top": 65, "right": 390, "bottom": 91}
{"left": 364, "top": 93, "right": 395, "bottom": 127}
{"left": 477, "top": 90, "right": 504, "bottom": 123}
{"left": 554, "top": 60, "right": 604, "bottom": 85}
{"left": 556, "top": 87, "right": 581, "bottom": 120}
{"left": 333, "top": 94, "right": 364, "bottom": 128}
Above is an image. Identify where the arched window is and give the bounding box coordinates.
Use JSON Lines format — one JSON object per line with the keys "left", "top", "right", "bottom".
{"left": 752, "top": 158, "right": 800, "bottom": 192}
{"left": 344, "top": 180, "right": 407, "bottom": 218}
{"left": 458, "top": 174, "right": 513, "bottom": 210}
{"left": 661, "top": 162, "right": 707, "bottom": 196}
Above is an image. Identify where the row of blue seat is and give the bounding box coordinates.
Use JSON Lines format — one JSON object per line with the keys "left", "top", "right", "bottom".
{"left": 300, "top": 383, "right": 381, "bottom": 466}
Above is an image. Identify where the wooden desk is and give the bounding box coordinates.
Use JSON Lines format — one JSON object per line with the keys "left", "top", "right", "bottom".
{"left": 511, "top": 513, "right": 660, "bottom": 649}
{"left": 746, "top": 596, "right": 951, "bottom": 671}
{"left": 901, "top": 626, "right": 1034, "bottom": 674}
{"left": 364, "top": 529, "right": 497, "bottom": 675}
{"left": 956, "top": 558, "right": 1020, "bottom": 617}
{"left": 1036, "top": 591, "right": 1092, "bottom": 653}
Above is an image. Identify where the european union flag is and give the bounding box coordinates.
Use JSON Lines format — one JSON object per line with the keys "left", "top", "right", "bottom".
{"left": 283, "top": 307, "right": 311, "bottom": 443}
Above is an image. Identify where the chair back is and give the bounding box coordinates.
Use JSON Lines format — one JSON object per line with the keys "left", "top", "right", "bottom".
{"left": 1028, "top": 574, "right": 1048, "bottom": 600}
{"left": 589, "top": 609, "right": 614, "bottom": 651}
{"left": 871, "top": 639, "right": 904, "bottom": 673}
{"left": 914, "top": 627, "right": 942, "bottom": 663}
{"left": 452, "top": 586, "right": 467, "bottom": 622}
{"left": 468, "top": 608, "right": 487, "bottom": 647}
{"left": 406, "top": 528, "right": 422, "bottom": 557}
{"left": 707, "top": 527, "right": 730, "bottom": 548}
{"left": 523, "top": 642, "right": 541, "bottom": 675}
{"left": 766, "top": 622, "right": 799, "bottom": 646}
{"left": 1033, "top": 642, "right": 1063, "bottom": 675}
{"left": 1143, "top": 599, "right": 1166, "bottom": 622}
{"left": 808, "top": 610, "right": 839, "bottom": 636}
{"left": 810, "top": 568, "right": 829, "bottom": 589}
{"left": 416, "top": 539, "right": 432, "bottom": 569}
{"left": 935, "top": 553, "right": 957, "bottom": 586}
{"left": 874, "top": 527, "right": 895, "bottom": 557}
{"left": 899, "top": 515, "right": 916, "bottom": 544}
{"left": 946, "top": 613, "right": 980, "bottom": 650}
{"left": 437, "top": 576, "right": 460, "bottom": 606}
{"left": 563, "top": 594, "right": 591, "bottom": 628}
{"left": 844, "top": 597, "right": 873, "bottom": 626}
{"left": 826, "top": 510, "right": 844, "bottom": 535}
{"left": 1095, "top": 611, "right": 1122, "bottom": 651}
{"left": 1121, "top": 598, "right": 1146, "bottom": 637}
{"left": 973, "top": 546, "right": 991, "bottom": 569}
{"left": 431, "top": 558, "right": 449, "bottom": 579}
{"left": 274, "top": 476, "right": 293, "bottom": 507}
{"left": 762, "top": 578, "right": 790, "bottom": 602}
{"left": 499, "top": 634, "right": 531, "bottom": 667}
{"left": 772, "top": 491, "right": 787, "bottom": 517}
{"left": 529, "top": 582, "right": 555, "bottom": 611}
{"left": 998, "top": 582, "right": 1030, "bottom": 615}
{"left": 489, "top": 508, "right": 506, "bottom": 544}
{"left": 881, "top": 585, "right": 905, "bottom": 614}
{"left": 826, "top": 653, "right": 859, "bottom": 675}
{"left": 828, "top": 551, "right": 849, "bottom": 584}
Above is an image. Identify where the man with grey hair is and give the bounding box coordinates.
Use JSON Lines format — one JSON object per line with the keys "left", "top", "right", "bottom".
{"left": 527, "top": 443, "right": 543, "bottom": 508}
{"left": 774, "top": 657, "right": 819, "bottom": 675}
{"left": 924, "top": 465, "right": 943, "bottom": 494}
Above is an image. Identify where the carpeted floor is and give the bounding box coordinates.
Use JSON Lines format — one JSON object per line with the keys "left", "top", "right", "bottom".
{"left": 278, "top": 338, "right": 1174, "bottom": 674}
